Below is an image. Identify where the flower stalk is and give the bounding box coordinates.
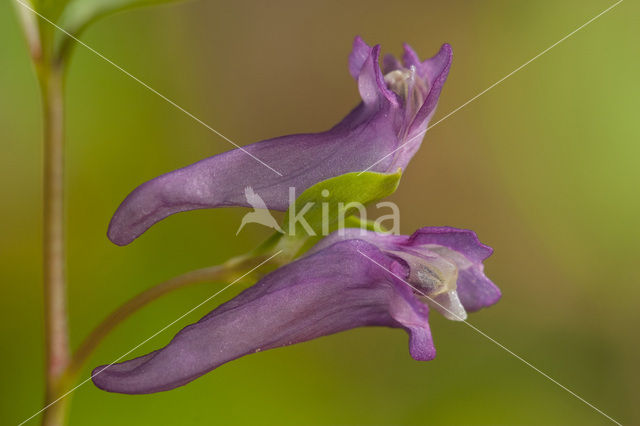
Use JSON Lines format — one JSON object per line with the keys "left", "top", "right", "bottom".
{"left": 36, "top": 49, "right": 71, "bottom": 426}
{"left": 66, "top": 254, "right": 267, "bottom": 378}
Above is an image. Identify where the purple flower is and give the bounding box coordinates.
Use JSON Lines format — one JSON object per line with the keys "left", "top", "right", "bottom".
{"left": 108, "top": 37, "right": 452, "bottom": 245}
{"left": 92, "top": 227, "right": 499, "bottom": 394}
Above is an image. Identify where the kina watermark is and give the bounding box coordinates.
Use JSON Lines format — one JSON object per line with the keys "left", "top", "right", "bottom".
{"left": 236, "top": 186, "right": 400, "bottom": 237}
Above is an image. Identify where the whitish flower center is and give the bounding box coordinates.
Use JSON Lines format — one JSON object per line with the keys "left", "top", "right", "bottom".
{"left": 383, "top": 66, "right": 428, "bottom": 114}
{"left": 388, "top": 249, "right": 467, "bottom": 321}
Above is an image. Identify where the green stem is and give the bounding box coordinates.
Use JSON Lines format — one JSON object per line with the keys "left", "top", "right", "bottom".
{"left": 37, "top": 60, "right": 71, "bottom": 426}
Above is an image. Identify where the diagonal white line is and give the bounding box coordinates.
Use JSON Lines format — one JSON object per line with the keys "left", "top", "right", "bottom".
{"left": 18, "top": 250, "right": 282, "bottom": 425}
{"left": 13, "top": 0, "right": 283, "bottom": 176}
{"left": 356, "top": 250, "right": 622, "bottom": 425}
{"left": 358, "top": 0, "right": 624, "bottom": 175}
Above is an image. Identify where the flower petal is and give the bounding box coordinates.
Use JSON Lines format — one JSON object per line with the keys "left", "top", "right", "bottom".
{"left": 387, "top": 43, "right": 452, "bottom": 170}
{"left": 348, "top": 35, "right": 372, "bottom": 79}
{"left": 408, "top": 227, "right": 492, "bottom": 263}
{"left": 382, "top": 53, "right": 403, "bottom": 74}
{"left": 408, "top": 227, "right": 501, "bottom": 311}
{"left": 404, "top": 43, "right": 453, "bottom": 138}
{"left": 309, "top": 227, "right": 501, "bottom": 313}
{"left": 357, "top": 45, "right": 398, "bottom": 107}
{"left": 402, "top": 43, "right": 452, "bottom": 86}
{"left": 456, "top": 266, "right": 501, "bottom": 312}
{"left": 92, "top": 240, "right": 434, "bottom": 394}
{"left": 402, "top": 43, "right": 421, "bottom": 70}
{"left": 107, "top": 117, "right": 399, "bottom": 246}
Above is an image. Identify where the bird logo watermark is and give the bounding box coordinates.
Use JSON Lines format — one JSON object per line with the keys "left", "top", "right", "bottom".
{"left": 236, "top": 186, "right": 399, "bottom": 237}
{"left": 236, "top": 187, "right": 283, "bottom": 235}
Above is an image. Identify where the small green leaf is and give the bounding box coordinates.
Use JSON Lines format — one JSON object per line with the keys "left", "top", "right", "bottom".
{"left": 342, "top": 215, "right": 389, "bottom": 233}
{"left": 282, "top": 170, "right": 402, "bottom": 239}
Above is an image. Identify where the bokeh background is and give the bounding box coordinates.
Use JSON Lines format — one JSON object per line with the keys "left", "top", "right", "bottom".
{"left": 1, "top": 0, "right": 638, "bottom": 424}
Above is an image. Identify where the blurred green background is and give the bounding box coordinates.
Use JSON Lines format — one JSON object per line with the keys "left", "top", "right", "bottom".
{"left": 1, "top": 0, "right": 638, "bottom": 424}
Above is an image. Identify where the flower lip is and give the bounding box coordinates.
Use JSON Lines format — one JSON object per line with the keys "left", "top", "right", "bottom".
{"left": 308, "top": 226, "right": 500, "bottom": 314}
{"left": 405, "top": 42, "right": 452, "bottom": 138}
{"left": 357, "top": 44, "right": 399, "bottom": 107}
{"left": 386, "top": 249, "right": 458, "bottom": 295}
{"left": 384, "top": 247, "right": 467, "bottom": 321}
{"left": 406, "top": 226, "right": 494, "bottom": 263}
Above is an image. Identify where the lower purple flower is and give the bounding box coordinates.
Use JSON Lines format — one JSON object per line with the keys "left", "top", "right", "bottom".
{"left": 92, "top": 227, "right": 500, "bottom": 394}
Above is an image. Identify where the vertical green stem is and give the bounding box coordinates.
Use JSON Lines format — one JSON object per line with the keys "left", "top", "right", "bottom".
{"left": 37, "top": 61, "right": 71, "bottom": 426}
{"left": 16, "top": 2, "right": 73, "bottom": 422}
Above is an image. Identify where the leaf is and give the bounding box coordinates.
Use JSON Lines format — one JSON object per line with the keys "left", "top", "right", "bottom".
{"left": 342, "top": 215, "right": 389, "bottom": 233}
{"left": 12, "top": 0, "right": 42, "bottom": 57}
{"left": 282, "top": 170, "right": 402, "bottom": 239}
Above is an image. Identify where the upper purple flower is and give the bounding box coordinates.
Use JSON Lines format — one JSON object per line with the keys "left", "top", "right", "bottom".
{"left": 92, "top": 227, "right": 499, "bottom": 394}
{"left": 107, "top": 37, "right": 453, "bottom": 245}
